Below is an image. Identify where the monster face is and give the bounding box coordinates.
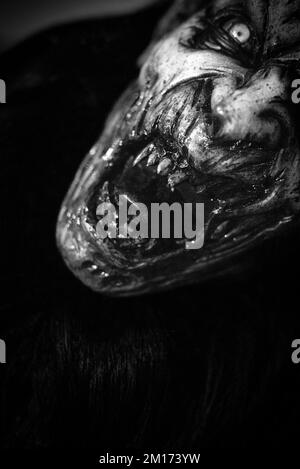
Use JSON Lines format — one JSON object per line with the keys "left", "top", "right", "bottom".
{"left": 57, "top": 0, "right": 300, "bottom": 296}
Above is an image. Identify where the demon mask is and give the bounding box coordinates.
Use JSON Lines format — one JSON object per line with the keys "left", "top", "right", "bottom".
{"left": 57, "top": 0, "right": 300, "bottom": 295}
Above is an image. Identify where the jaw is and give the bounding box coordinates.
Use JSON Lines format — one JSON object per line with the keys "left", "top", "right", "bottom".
{"left": 56, "top": 146, "right": 296, "bottom": 296}
{"left": 56, "top": 71, "right": 299, "bottom": 296}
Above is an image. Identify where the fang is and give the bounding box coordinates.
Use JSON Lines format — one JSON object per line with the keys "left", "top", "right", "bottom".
{"left": 133, "top": 144, "right": 154, "bottom": 167}
{"left": 157, "top": 158, "right": 172, "bottom": 175}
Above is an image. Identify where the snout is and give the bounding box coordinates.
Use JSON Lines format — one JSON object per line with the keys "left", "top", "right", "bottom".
{"left": 211, "top": 67, "right": 290, "bottom": 148}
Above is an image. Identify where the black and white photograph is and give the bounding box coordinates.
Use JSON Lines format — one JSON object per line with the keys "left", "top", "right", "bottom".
{"left": 1, "top": 0, "right": 300, "bottom": 458}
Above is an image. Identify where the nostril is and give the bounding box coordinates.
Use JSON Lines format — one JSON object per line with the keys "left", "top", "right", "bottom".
{"left": 212, "top": 101, "right": 231, "bottom": 136}
{"left": 214, "top": 101, "right": 229, "bottom": 118}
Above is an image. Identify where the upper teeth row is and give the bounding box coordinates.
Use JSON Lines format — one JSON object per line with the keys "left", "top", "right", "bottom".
{"left": 132, "top": 143, "right": 189, "bottom": 188}
{"left": 132, "top": 144, "right": 157, "bottom": 167}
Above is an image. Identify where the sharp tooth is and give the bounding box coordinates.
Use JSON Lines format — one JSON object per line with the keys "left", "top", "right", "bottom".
{"left": 102, "top": 181, "right": 110, "bottom": 201}
{"left": 147, "top": 149, "right": 160, "bottom": 166}
{"left": 157, "top": 158, "right": 172, "bottom": 175}
{"left": 168, "top": 171, "right": 188, "bottom": 188}
{"left": 133, "top": 144, "right": 154, "bottom": 167}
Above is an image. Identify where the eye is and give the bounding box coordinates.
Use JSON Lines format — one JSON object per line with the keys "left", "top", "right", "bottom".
{"left": 223, "top": 20, "right": 251, "bottom": 44}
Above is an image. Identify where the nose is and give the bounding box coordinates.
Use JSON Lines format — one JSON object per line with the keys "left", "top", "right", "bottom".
{"left": 212, "top": 67, "right": 289, "bottom": 148}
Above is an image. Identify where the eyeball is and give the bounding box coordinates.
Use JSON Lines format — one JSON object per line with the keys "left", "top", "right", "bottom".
{"left": 224, "top": 21, "right": 251, "bottom": 44}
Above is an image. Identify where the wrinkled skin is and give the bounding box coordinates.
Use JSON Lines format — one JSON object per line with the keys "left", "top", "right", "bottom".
{"left": 57, "top": 0, "right": 300, "bottom": 296}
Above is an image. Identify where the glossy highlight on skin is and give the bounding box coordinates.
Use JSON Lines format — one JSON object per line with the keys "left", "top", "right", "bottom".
{"left": 57, "top": 0, "right": 300, "bottom": 296}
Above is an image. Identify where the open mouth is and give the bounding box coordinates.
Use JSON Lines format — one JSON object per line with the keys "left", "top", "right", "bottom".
{"left": 83, "top": 136, "right": 219, "bottom": 260}
{"left": 56, "top": 75, "right": 291, "bottom": 295}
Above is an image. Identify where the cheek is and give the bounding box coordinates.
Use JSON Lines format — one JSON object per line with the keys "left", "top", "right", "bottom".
{"left": 139, "top": 61, "right": 160, "bottom": 89}
{"left": 139, "top": 40, "right": 166, "bottom": 88}
{"left": 139, "top": 36, "right": 185, "bottom": 90}
{"left": 211, "top": 76, "right": 240, "bottom": 109}
{"left": 139, "top": 37, "right": 246, "bottom": 98}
